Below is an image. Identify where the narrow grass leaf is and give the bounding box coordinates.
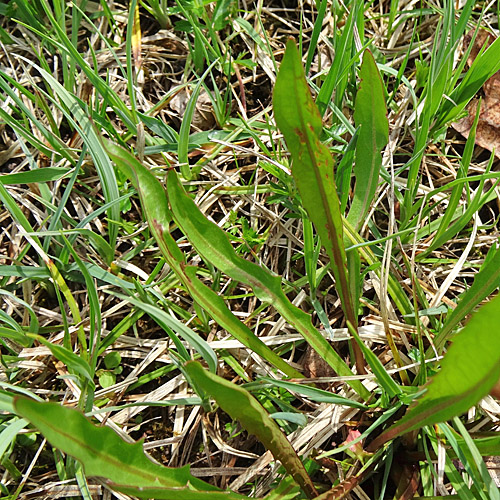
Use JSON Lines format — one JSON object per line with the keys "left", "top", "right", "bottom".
{"left": 29, "top": 63, "right": 121, "bottom": 246}
{"left": 430, "top": 98, "right": 479, "bottom": 248}
{"left": 0, "top": 167, "right": 71, "bottom": 185}
{"left": 112, "top": 293, "right": 217, "bottom": 373}
{"left": 436, "top": 36, "right": 500, "bottom": 129}
{"left": 0, "top": 418, "right": 27, "bottom": 459}
{"left": 315, "top": 6, "right": 358, "bottom": 116}
{"left": 435, "top": 239, "right": 500, "bottom": 350}
{"left": 456, "top": 433, "right": 500, "bottom": 457}
{"left": 178, "top": 60, "right": 218, "bottom": 179}
{"left": 184, "top": 361, "right": 318, "bottom": 499}
{"left": 367, "top": 293, "right": 500, "bottom": 451}
{"left": 347, "top": 51, "right": 389, "bottom": 231}
{"left": 14, "top": 398, "right": 245, "bottom": 499}
{"left": 258, "top": 378, "right": 367, "bottom": 409}
{"left": 305, "top": 0, "right": 328, "bottom": 74}
{"left": 166, "top": 169, "right": 369, "bottom": 400}
{"left": 451, "top": 418, "right": 500, "bottom": 500}
{"left": 28, "top": 335, "right": 95, "bottom": 390}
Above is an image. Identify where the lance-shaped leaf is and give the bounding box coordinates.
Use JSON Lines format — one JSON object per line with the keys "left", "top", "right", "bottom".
{"left": 184, "top": 361, "right": 318, "bottom": 499}
{"left": 347, "top": 50, "right": 389, "bottom": 231}
{"left": 273, "top": 39, "right": 353, "bottom": 321}
{"left": 105, "top": 141, "right": 302, "bottom": 379}
{"left": 14, "top": 397, "right": 247, "bottom": 499}
{"left": 367, "top": 293, "right": 500, "bottom": 452}
{"left": 273, "top": 39, "right": 365, "bottom": 373}
{"left": 166, "top": 169, "right": 370, "bottom": 400}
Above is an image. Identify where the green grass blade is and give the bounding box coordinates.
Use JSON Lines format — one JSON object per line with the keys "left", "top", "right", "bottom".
{"left": 0, "top": 167, "right": 70, "bottom": 185}
{"left": 435, "top": 36, "right": 500, "bottom": 130}
{"left": 28, "top": 63, "right": 121, "bottom": 247}
{"left": 367, "top": 293, "right": 500, "bottom": 451}
{"left": 315, "top": 5, "right": 358, "bottom": 116}
{"left": 166, "top": 169, "right": 369, "bottom": 400}
{"left": 346, "top": 321, "right": 402, "bottom": 399}
{"left": 183, "top": 267, "right": 303, "bottom": 379}
{"left": 178, "top": 60, "right": 218, "bottom": 180}
{"left": 347, "top": 50, "right": 388, "bottom": 232}
{"left": 0, "top": 418, "right": 28, "bottom": 460}
{"left": 112, "top": 292, "right": 217, "bottom": 373}
{"left": 257, "top": 378, "right": 367, "bottom": 409}
{"left": 451, "top": 418, "right": 500, "bottom": 500}
{"left": 30, "top": 2, "right": 136, "bottom": 130}
{"left": 434, "top": 239, "right": 500, "bottom": 350}
{"left": 184, "top": 361, "right": 318, "bottom": 499}
{"left": 14, "top": 398, "right": 245, "bottom": 499}
{"left": 27, "top": 335, "right": 95, "bottom": 390}
{"left": 420, "top": 153, "right": 497, "bottom": 259}
{"left": 430, "top": 99, "right": 479, "bottom": 248}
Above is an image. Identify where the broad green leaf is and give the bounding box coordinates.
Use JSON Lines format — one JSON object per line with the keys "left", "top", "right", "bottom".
{"left": 166, "top": 168, "right": 369, "bottom": 400}
{"left": 184, "top": 361, "right": 317, "bottom": 499}
{"left": 273, "top": 39, "right": 351, "bottom": 315}
{"left": 105, "top": 142, "right": 302, "bottom": 379}
{"left": 273, "top": 39, "right": 365, "bottom": 375}
{"left": 367, "top": 294, "right": 500, "bottom": 452}
{"left": 14, "top": 397, "right": 247, "bottom": 499}
{"left": 347, "top": 51, "right": 389, "bottom": 231}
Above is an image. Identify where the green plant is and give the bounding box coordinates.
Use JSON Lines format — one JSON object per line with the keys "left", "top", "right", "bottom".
{"left": 2, "top": 1, "right": 500, "bottom": 498}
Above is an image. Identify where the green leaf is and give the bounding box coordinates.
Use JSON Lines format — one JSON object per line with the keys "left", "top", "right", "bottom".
{"left": 257, "top": 377, "right": 368, "bottom": 409}
{"left": 29, "top": 335, "right": 95, "bottom": 390}
{"left": 435, "top": 36, "right": 500, "bottom": 129}
{"left": 184, "top": 361, "right": 317, "bottom": 499}
{"left": 273, "top": 39, "right": 366, "bottom": 375}
{"left": 112, "top": 293, "right": 217, "bottom": 373}
{"left": 0, "top": 167, "right": 71, "bottom": 185}
{"left": 166, "top": 169, "right": 369, "bottom": 400}
{"left": 273, "top": 39, "right": 351, "bottom": 314}
{"left": 104, "top": 352, "right": 121, "bottom": 370}
{"left": 14, "top": 398, "right": 247, "bottom": 499}
{"left": 367, "top": 294, "right": 500, "bottom": 452}
{"left": 183, "top": 266, "right": 303, "bottom": 379}
{"left": 105, "top": 141, "right": 302, "bottom": 379}
{"left": 347, "top": 50, "right": 389, "bottom": 231}
{"left": 97, "top": 370, "right": 116, "bottom": 389}
{"left": 31, "top": 64, "right": 121, "bottom": 246}
{"left": 457, "top": 433, "right": 500, "bottom": 457}
{"left": 434, "top": 239, "right": 500, "bottom": 351}
{"left": 346, "top": 321, "right": 402, "bottom": 399}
